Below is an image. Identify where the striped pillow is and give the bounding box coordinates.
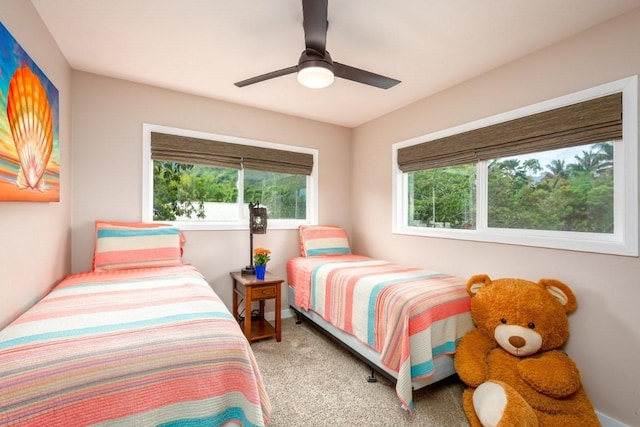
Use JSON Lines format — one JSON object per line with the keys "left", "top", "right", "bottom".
{"left": 93, "top": 221, "right": 183, "bottom": 271}
{"left": 299, "top": 225, "right": 351, "bottom": 257}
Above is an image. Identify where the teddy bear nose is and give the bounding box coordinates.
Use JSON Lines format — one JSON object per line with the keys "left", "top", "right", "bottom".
{"left": 509, "top": 336, "right": 526, "bottom": 348}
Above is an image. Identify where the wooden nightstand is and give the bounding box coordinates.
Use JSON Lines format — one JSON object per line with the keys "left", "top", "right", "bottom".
{"left": 231, "top": 271, "right": 282, "bottom": 343}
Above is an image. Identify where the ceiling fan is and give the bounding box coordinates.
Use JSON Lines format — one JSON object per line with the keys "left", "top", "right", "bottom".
{"left": 234, "top": 0, "right": 400, "bottom": 90}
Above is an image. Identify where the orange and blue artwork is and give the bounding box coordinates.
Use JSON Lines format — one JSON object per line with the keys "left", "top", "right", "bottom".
{"left": 0, "top": 22, "right": 59, "bottom": 202}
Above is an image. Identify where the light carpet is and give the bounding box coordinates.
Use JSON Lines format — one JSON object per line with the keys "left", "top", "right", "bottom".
{"left": 251, "top": 317, "right": 470, "bottom": 426}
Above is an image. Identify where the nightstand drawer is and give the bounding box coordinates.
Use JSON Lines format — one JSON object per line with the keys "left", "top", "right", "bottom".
{"left": 253, "top": 286, "right": 276, "bottom": 299}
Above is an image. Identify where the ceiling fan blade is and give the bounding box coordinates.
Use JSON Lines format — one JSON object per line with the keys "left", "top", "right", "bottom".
{"left": 302, "top": 0, "right": 328, "bottom": 53}
{"left": 333, "top": 62, "right": 401, "bottom": 89}
{"left": 234, "top": 66, "right": 298, "bottom": 87}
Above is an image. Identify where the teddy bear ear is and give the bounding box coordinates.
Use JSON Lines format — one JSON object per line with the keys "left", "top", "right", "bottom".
{"left": 538, "top": 278, "right": 578, "bottom": 313}
{"left": 467, "top": 274, "right": 492, "bottom": 296}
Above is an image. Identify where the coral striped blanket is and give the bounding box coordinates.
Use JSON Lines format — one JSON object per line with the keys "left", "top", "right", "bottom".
{"left": 0, "top": 265, "right": 271, "bottom": 426}
{"left": 288, "top": 255, "right": 473, "bottom": 410}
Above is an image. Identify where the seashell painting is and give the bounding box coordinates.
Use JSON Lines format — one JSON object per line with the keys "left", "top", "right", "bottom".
{"left": 0, "top": 23, "right": 59, "bottom": 202}
{"left": 6, "top": 66, "right": 54, "bottom": 191}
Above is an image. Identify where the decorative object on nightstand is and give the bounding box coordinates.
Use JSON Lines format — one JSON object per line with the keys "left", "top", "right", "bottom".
{"left": 253, "top": 247, "right": 271, "bottom": 280}
{"left": 231, "top": 271, "right": 282, "bottom": 343}
{"left": 241, "top": 202, "right": 267, "bottom": 275}
{"left": 254, "top": 264, "right": 266, "bottom": 280}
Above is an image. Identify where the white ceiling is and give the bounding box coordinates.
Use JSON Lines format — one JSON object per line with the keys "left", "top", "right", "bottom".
{"left": 32, "top": 0, "right": 640, "bottom": 128}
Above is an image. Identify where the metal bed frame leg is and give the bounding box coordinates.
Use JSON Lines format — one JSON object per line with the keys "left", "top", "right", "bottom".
{"left": 367, "top": 367, "right": 378, "bottom": 383}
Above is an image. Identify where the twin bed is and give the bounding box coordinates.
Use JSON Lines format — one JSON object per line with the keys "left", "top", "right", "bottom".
{"left": 0, "top": 221, "right": 271, "bottom": 426}
{"left": 1, "top": 221, "right": 473, "bottom": 425}
{"left": 287, "top": 225, "right": 474, "bottom": 410}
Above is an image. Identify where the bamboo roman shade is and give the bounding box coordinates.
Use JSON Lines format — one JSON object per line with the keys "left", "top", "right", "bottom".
{"left": 151, "top": 132, "right": 314, "bottom": 175}
{"left": 397, "top": 92, "right": 622, "bottom": 172}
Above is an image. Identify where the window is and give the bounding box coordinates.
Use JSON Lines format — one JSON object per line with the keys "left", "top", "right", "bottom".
{"left": 487, "top": 143, "right": 614, "bottom": 233}
{"left": 393, "top": 76, "right": 638, "bottom": 256}
{"left": 406, "top": 165, "right": 476, "bottom": 229}
{"left": 143, "top": 124, "right": 318, "bottom": 230}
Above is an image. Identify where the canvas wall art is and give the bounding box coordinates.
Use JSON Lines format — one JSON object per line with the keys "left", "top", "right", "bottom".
{"left": 0, "top": 22, "right": 59, "bottom": 202}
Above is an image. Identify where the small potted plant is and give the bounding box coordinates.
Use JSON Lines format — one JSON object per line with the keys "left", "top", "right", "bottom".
{"left": 253, "top": 248, "right": 271, "bottom": 280}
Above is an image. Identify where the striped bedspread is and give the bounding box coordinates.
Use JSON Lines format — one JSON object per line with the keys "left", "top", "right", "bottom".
{"left": 287, "top": 255, "right": 473, "bottom": 410}
{"left": 0, "top": 264, "right": 271, "bottom": 426}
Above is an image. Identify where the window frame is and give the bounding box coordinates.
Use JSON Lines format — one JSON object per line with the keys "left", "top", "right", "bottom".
{"left": 142, "top": 124, "right": 318, "bottom": 231}
{"left": 392, "top": 76, "right": 638, "bottom": 256}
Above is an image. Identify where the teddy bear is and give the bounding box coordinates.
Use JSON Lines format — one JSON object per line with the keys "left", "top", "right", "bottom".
{"left": 453, "top": 274, "right": 600, "bottom": 427}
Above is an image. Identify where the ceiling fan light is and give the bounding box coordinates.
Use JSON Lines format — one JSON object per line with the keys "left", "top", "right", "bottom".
{"left": 297, "top": 64, "right": 334, "bottom": 89}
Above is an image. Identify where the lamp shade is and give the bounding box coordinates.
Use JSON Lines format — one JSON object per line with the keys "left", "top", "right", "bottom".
{"left": 297, "top": 49, "right": 334, "bottom": 89}
{"left": 297, "top": 64, "right": 334, "bottom": 88}
{"left": 249, "top": 204, "right": 267, "bottom": 234}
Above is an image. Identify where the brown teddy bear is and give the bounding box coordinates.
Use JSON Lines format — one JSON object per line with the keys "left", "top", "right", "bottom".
{"left": 454, "top": 275, "right": 600, "bottom": 427}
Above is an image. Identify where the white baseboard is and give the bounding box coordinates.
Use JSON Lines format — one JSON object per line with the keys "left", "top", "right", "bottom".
{"left": 597, "top": 411, "right": 629, "bottom": 427}
{"left": 264, "top": 308, "right": 294, "bottom": 322}
{"left": 281, "top": 308, "right": 295, "bottom": 319}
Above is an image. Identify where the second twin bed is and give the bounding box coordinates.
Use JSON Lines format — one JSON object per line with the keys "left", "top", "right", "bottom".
{"left": 287, "top": 225, "right": 474, "bottom": 410}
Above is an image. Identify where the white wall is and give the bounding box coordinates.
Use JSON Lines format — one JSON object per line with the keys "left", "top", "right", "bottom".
{"left": 71, "top": 71, "right": 352, "bottom": 311}
{"left": 0, "top": 0, "right": 72, "bottom": 328}
{"left": 352, "top": 9, "right": 640, "bottom": 426}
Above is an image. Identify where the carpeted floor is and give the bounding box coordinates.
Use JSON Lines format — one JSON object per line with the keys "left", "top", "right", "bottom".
{"left": 251, "top": 317, "right": 470, "bottom": 426}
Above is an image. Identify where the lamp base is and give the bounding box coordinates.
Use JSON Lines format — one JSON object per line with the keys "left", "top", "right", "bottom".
{"left": 241, "top": 265, "right": 255, "bottom": 275}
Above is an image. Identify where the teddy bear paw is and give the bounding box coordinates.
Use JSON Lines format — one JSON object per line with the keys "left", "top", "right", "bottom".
{"left": 473, "top": 381, "right": 539, "bottom": 427}
{"left": 473, "top": 382, "right": 507, "bottom": 427}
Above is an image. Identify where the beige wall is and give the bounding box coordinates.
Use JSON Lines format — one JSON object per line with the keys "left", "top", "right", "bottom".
{"left": 353, "top": 9, "right": 640, "bottom": 426}
{"left": 71, "top": 71, "right": 352, "bottom": 309}
{"left": 0, "top": 0, "right": 72, "bottom": 328}
{"left": 3, "top": 1, "right": 640, "bottom": 424}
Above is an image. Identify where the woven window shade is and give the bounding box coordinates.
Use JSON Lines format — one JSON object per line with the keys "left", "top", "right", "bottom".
{"left": 151, "top": 132, "right": 314, "bottom": 175}
{"left": 398, "top": 93, "right": 622, "bottom": 172}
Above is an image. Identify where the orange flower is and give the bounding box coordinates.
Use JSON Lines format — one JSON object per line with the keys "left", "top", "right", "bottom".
{"left": 253, "top": 247, "right": 271, "bottom": 266}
